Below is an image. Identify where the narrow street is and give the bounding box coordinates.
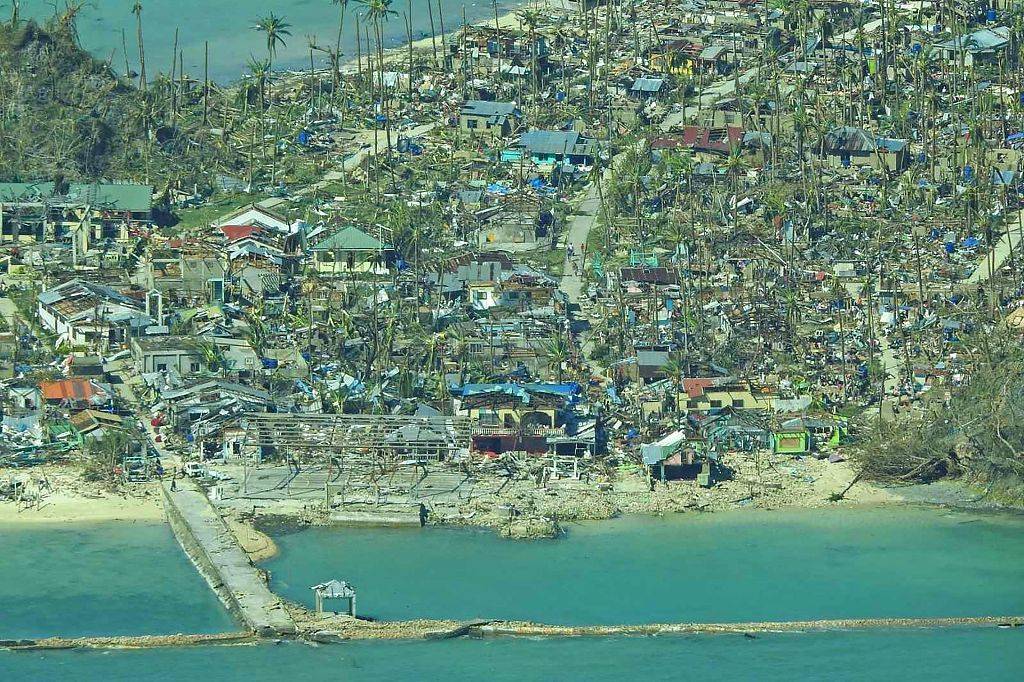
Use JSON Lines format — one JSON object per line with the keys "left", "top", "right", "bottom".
{"left": 965, "top": 209, "right": 1024, "bottom": 285}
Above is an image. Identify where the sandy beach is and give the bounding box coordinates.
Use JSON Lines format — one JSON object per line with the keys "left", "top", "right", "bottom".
{"left": 286, "top": 7, "right": 527, "bottom": 80}
{"left": 225, "top": 514, "right": 279, "bottom": 562}
{"left": 0, "top": 465, "right": 166, "bottom": 525}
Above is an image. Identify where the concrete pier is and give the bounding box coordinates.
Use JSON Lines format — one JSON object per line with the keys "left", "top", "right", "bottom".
{"left": 162, "top": 480, "right": 297, "bottom": 637}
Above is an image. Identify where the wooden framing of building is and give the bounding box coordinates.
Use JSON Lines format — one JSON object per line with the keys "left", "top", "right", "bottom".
{"left": 240, "top": 413, "right": 473, "bottom": 464}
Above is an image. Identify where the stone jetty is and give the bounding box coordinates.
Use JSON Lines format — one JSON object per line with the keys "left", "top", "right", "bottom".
{"left": 161, "top": 480, "right": 297, "bottom": 637}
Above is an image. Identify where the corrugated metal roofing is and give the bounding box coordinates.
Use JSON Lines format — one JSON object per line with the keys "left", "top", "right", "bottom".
{"left": 39, "top": 379, "right": 99, "bottom": 401}
{"left": 462, "top": 101, "right": 517, "bottom": 118}
{"left": 518, "top": 130, "right": 580, "bottom": 156}
{"left": 0, "top": 182, "right": 152, "bottom": 212}
{"left": 312, "top": 225, "right": 391, "bottom": 251}
{"left": 221, "top": 225, "right": 262, "bottom": 241}
{"left": 631, "top": 77, "right": 665, "bottom": 92}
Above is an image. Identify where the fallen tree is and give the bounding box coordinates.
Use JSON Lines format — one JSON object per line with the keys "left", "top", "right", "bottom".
{"left": 857, "top": 329, "right": 1024, "bottom": 500}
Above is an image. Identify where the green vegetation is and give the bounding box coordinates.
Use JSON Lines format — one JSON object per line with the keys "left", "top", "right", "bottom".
{"left": 0, "top": 12, "right": 234, "bottom": 186}
{"left": 171, "top": 193, "right": 253, "bottom": 231}
{"left": 858, "top": 330, "right": 1024, "bottom": 500}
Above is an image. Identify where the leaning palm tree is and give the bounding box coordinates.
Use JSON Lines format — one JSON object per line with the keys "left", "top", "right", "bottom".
{"left": 254, "top": 12, "right": 292, "bottom": 74}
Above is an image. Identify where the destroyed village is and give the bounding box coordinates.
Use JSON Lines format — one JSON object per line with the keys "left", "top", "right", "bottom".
{"left": 1, "top": 0, "right": 1024, "bottom": 676}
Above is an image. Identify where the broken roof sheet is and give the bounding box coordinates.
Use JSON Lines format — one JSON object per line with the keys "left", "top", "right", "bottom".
{"left": 631, "top": 77, "right": 665, "bottom": 92}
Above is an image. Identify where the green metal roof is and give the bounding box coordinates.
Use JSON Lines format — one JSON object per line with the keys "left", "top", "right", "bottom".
{"left": 312, "top": 225, "right": 391, "bottom": 251}
{"left": 0, "top": 182, "right": 153, "bottom": 212}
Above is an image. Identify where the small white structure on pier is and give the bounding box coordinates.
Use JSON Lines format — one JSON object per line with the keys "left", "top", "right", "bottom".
{"left": 312, "top": 580, "right": 357, "bottom": 617}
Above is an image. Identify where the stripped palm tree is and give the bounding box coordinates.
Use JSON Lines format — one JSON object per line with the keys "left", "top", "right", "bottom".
{"left": 359, "top": 0, "right": 398, "bottom": 157}
{"left": 517, "top": 8, "right": 543, "bottom": 107}
{"left": 331, "top": 0, "right": 351, "bottom": 96}
{"left": 130, "top": 2, "right": 146, "bottom": 90}
{"left": 245, "top": 56, "right": 271, "bottom": 111}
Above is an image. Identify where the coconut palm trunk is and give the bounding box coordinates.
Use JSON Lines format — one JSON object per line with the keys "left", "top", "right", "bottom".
{"left": 132, "top": 2, "right": 147, "bottom": 91}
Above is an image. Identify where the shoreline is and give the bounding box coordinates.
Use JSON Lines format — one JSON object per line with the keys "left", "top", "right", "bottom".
{"left": 0, "top": 475, "right": 166, "bottom": 525}
{"left": 224, "top": 514, "right": 279, "bottom": 563}
{"left": 274, "top": 6, "right": 526, "bottom": 85}
{"left": 3, "top": 461, "right": 1019, "bottom": 535}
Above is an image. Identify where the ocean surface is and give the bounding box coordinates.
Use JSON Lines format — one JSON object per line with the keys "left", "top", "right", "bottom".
{"left": 263, "top": 507, "right": 1024, "bottom": 624}
{"left": 20, "top": 0, "right": 509, "bottom": 83}
{"left": 2, "top": 507, "right": 1023, "bottom": 680}
{"left": 0, "top": 521, "right": 235, "bottom": 639}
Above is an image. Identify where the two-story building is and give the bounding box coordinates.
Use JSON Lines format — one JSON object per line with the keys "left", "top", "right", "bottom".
{"left": 37, "top": 279, "right": 154, "bottom": 348}
{"left": 459, "top": 100, "right": 521, "bottom": 136}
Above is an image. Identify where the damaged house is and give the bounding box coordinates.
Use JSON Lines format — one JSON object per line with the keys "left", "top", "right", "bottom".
{"left": 37, "top": 279, "right": 154, "bottom": 348}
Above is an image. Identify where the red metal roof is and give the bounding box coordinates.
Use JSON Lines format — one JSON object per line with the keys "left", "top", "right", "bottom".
{"left": 221, "top": 225, "right": 262, "bottom": 242}
{"left": 39, "top": 378, "right": 98, "bottom": 402}
{"left": 650, "top": 127, "right": 746, "bottom": 154}
{"left": 683, "top": 378, "right": 715, "bottom": 399}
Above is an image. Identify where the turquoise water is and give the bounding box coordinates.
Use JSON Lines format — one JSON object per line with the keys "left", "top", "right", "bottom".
{"left": 2, "top": 508, "right": 1023, "bottom": 679}
{"left": 2, "top": 629, "right": 1023, "bottom": 681}
{"left": 263, "top": 508, "right": 1024, "bottom": 624}
{"left": 21, "top": 0, "right": 506, "bottom": 82}
{"left": 0, "top": 522, "right": 235, "bottom": 639}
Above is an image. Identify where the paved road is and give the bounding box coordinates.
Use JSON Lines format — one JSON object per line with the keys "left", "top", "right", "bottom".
{"left": 965, "top": 210, "right": 1024, "bottom": 285}
{"left": 558, "top": 152, "right": 633, "bottom": 306}
{"left": 559, "top": 183, "right": 601, "bottom": 305}
{"left": 557, "top": 153, "right": 633, "bottom": 370}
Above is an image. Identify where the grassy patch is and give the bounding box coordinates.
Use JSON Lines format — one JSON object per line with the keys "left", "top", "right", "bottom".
{"left": 171, "top": 193, "right": 255, "bottom": 232}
